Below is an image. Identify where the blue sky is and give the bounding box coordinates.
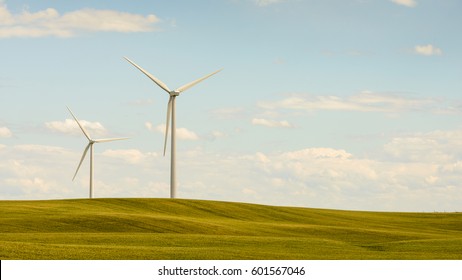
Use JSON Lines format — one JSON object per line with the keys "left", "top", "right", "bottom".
{"left": 1, "top": 0, "right": 461, "bottom": 211}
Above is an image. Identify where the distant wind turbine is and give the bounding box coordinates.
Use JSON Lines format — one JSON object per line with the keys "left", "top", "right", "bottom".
{"left": 67, "top": 106, "right": 128, "bottom": 199}
{"left": 124, "top": 57, "right": 221, "bottom": 199}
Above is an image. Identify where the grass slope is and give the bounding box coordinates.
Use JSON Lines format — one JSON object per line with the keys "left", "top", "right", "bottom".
{"left": 0, "top": 198, "right": 461, "bottom": 259}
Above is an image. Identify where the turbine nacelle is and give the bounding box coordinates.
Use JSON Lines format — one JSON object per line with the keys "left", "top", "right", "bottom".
{"left": 170, "top": 91, "right": 180, "bottom": 96}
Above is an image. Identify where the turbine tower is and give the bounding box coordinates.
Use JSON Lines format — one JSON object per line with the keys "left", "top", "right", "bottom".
{"left": 67, "top": 106, "right": 128, "bottom": 199}
{"left": 124, "top": 57, "right": 221, "bottom": 198}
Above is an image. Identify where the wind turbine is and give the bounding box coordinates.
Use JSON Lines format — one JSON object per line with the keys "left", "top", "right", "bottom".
{"left": 67, "top": 106, "right": 128, "bottom": 199}
{"left": 124, "top": 57, "right": 221, "bottom": 199}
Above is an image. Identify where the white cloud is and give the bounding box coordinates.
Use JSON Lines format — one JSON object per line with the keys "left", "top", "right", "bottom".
{"left": 254, "top": 129, "right": 462, "bottom": 211}
{"left": 384, "top": 130, "right": 462, "bottom": 163}
{"left": 0, "top": 143, "right": 139, "bottom": 199}
{"left": 0, "top": 147, "right": 66, "bottom": 198}
{"left": 251, "top": 140, "right": 462, "bottom": 211}
{"left": 14, "top": 144, "right": 70, "bottom": 155}
{"left": 0, "top": 3, "right": 159, "bottom": 38}
{"left": 425, "top": 176, "right": 438, "bottom": 185}
{"left": 176, "top": 127, "right": 200, "bottom": 141}
{"left": 144, "top": 181, "right": 170, "bottom": 196}
{"left": 242, "top": 188, "right": 257, "bottom": 195}
{"left": 145, "top": 121, "right": 155, "bottom": 131}
{"left": 123, "top": 177, "right": 140, "bottom": 187}
{"left": 0, "top": 126, "right": 12, "bottom": 138}
{"left": 258, "top": 91, "right": 440, "bottom": 114}
{"left": 45, "top": 118, "right": 107, "bottom": 137}
{"left": 4, "top": 177, "right": 50, "bottom": 193}
{"left": 251, "top": 118, "right": 293, "bottom": 128}
{"left": 102, "top": 149, "right": 156, "bottom": 164}
{"left": 148, "top": 122, "right": 199, "bottom": 140}
{"left": 282, "top": 148, "right": 353, "bottom": 160}
{"left": 255, "top": 148, "right": 369, "bottom": 182}
{"left": 391, "top": 0, "right": 417, "bottom": 7}
{"left": 414, "top": 44, "right": 443, "bottom": 56}
{"left": 2, "top": 123, "right": 462, "bottom": 211}
{"left": 5, "top": 159, "right": 41, "bottom": 177}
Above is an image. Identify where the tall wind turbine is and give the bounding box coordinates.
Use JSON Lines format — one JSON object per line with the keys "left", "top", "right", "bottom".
{"left": 67, "top": 106, "right": 128, "bottom": 199}
{"left": 124, "top": 57, "right": 221, "bottom": 199}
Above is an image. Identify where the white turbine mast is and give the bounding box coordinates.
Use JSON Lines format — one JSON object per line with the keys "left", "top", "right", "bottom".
{"left": 67, "top": 106, "right": 129, "bottom": 199}
{"left": 124, "top": 57, "right": 221, "bottom": 199}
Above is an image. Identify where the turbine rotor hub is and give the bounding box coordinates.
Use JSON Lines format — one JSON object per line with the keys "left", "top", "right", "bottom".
{"left": 170, "top": 91, "right": 180, "bottom": 96}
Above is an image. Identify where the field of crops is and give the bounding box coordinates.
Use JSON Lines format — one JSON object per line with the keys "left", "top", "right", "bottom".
{"left": 1, "top": 198, "right": 461, "bottom": 259}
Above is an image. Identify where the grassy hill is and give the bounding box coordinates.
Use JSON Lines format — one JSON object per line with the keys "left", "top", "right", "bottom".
{"left": 0, "top": 198, "right": 461, "bottom": 259}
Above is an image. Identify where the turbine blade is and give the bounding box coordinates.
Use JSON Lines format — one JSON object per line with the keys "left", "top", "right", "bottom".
{"left": 124, "top": 57, "right": 171, "bottom": 93}
{"left": 94, "top": 137, "right": 129, "bottom": 143}
{"left": 73, "top": 143, "right": 91, "bottom": 181}
{"left": 67, "top": 106, "right": 92, "bottom": 141}
{"left": 163, "top": 97, "right": 173, "bottom": 156}
{"left": 175, "top": 69, "right": 222, "bottom": 93}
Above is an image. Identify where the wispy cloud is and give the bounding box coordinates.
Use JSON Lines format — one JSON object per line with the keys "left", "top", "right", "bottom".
{"left": 102, "top": 149, "right": 157, "bottom": 164}
{"left": 172, "top": 127, "right": 199, "bottom": 141}
{"left": 251, "top": 118, "right": 293, "bottom": 128}
{"left": 13, "top": 144, "right": 70, "bottom": 155}
{"left": 258, "top": 91, "right": 445, "bottom": 114}
{"left": 0, "top": 126, "right": 12, "bottom": 138}
{"left": 144, "top": 121, "right": 155, "bottom": 132}
{"left": 384, "top": 130, "right": 462, "bottom": 163}
{"left": 391, "top": 0, "right": 417, "bottom": 8}
{"left": 252, "top": 129, "right": 462, "bottom": 211}
{"left": 414, "top": 44, "right": 443, "bottom": 56}
{"left": 4, "top": 177, "right": 51, "bottom": 192}
{"left": 2, "top": 127, "right": 462, "bottom": 211}
{"left": 45, "top": 119, "right": 108, "bottom": 137}
{"left": 0, "top": 3, "right": 159, "bottom": 38}
{"left": 145, "top": 121, "right": 199, "bottom": 140}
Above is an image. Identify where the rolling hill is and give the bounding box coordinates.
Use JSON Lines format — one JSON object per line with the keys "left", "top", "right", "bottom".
{"left": 0, "top": 198, "right": 461, "bottom": 259}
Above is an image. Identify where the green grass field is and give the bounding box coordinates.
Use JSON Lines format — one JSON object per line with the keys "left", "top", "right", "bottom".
{"left": 0, "top": 198, "right": 461, "bottom": 259}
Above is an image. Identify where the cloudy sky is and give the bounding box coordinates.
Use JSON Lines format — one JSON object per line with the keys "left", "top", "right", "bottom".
{"left": 1, "top": 0, "right": 461, "bottom": 212}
